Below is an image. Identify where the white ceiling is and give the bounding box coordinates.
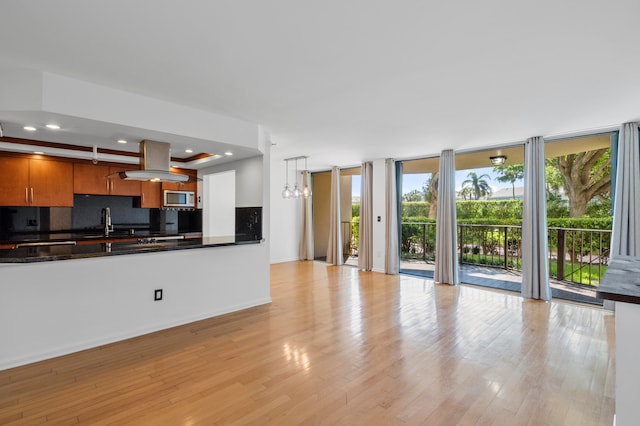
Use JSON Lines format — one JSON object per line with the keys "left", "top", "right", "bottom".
{"left": 1, "top": 0, "right": 639, "bottom": 170}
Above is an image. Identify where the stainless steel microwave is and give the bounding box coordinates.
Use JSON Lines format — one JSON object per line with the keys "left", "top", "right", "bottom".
{"left": 163, "top": 190, "right": 195, "bottom": 208}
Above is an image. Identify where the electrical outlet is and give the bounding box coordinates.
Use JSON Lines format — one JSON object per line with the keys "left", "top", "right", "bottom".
{"left": 27, "top": 219, "right": 38, "bottom": 226}
{"left": 154, "top": 289, "right": 163, "bottom": 301}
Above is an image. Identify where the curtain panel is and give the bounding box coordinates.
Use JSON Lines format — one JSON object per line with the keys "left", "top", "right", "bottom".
{"left": 358, "top": 162, "right": 373, "bottom": 270}
{"left": 610, "top": 122, "right": 640, "bottom": 258}
{"left": 298, "top": 170, "right": 314, "bottom": 260}
{"left": 434, "top": 149, "right": 459, "bottom": 285}
{"left": 326, "top": 166, "right": 343, "bottom": 265}
{"left": 521, "top": 136, "right": 551, "bottom": 301}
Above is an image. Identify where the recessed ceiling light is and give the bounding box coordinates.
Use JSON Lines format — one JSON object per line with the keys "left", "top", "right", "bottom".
{"left": 34, "top": 151, "right": 44, "bottom": 155}
{"left": 185, "top": 149, "right": 193, "bottom": 153}
{"left": 45, "top": 124, "right": 60, "bottom": 130}
{"left": 224, "top": 151, "right": 233, "bottom": 156}
{"left": 117, "top": 139, "right": 127, "bottom": 144}
{"left": 24, "top": 126, "right": 37, "bottom": 131}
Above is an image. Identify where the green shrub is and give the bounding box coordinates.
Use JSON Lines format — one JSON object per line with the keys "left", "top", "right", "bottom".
{"left": 457, "top": 200, "right": 523, "bottom": 220}
{"left": 402, "top": 202, "right": 430, "bottom": 218}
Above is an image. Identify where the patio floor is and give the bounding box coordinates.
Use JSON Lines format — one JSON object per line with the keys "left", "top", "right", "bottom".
{"left": 345, "top": 256, "right": 601, "bottom": 305}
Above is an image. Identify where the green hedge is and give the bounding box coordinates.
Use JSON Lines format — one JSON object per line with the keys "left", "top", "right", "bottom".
{"left": 402, "top": 202, "right": 430, "bottom": 218}
{"left": 456, "top": 200, "right": 523, "bottom": 220}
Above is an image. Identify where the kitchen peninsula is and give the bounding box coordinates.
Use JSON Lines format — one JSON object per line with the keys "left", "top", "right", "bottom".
{"left": 0, "top": 154, "right": 270, "bottom": 372}
{"left": 597, "top": 256, "right": 640, "bottom": 426}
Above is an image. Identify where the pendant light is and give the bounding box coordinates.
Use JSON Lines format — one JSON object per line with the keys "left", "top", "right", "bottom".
{"left": 281, "top": 159, "right": 292, "bottom": 198}
{"left": 302, "top": 157, "right": 312, "bottom": 198}
{"left": 292, "top": 158, "right": 302, "bottom": 198}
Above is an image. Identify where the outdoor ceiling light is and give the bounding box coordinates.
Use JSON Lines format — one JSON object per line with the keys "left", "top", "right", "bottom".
{"left": 490, "top": 155, "right": 507, "bottom": 166}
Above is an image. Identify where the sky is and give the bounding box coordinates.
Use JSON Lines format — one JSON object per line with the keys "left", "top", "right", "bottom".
{"left": 351, "top": 166, "right": 520, "bottom": 196}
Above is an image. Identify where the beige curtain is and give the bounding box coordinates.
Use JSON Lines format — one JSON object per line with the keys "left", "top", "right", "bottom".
{"left": 298, "top": 170, "right": 314, "bottom": 260}
{"left": 384, "top": 159, "right": 399, "bottom": 274}
{"left": 326, "top": 166, "right": 343, "bottom": 265}
{"left": 434, "top": 149, "right": 460, "bottom": 285}
{"left": 358, "top": 162, "right": 373, "bottom": 270}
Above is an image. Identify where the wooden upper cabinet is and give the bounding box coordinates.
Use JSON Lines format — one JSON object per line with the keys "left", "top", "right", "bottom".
{"left": 73, "top": 163, "right": 141, "bottom": 196}
{"left": 140, "top": 181, "right": 162, "bottom": 208}
{"left": 108, "top": 166, "right": 141, "bottom": 196}
{"left": 0, "top": 156, "right": 73, "bottom": 207}
{"left": 0, "top": 157, "right": 30, "bottom": 206}
{"left": 73, "top": 163, "right": 110, "bottom": 195}
{"left": 161, "top": 168, "right": 197, "bottom": 192}
{"left": 29, "top": 159, "right": 74, "bottom": 207}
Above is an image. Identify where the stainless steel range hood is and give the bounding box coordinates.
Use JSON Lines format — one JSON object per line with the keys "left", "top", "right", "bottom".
{"left": 117, "top": 140, "right": 189, "bottom": 183}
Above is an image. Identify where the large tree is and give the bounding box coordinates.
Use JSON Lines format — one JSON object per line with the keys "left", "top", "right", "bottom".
{"left": 554, "top": 148, "right": 611, "bottom": 217}
{"left": 402, "top": 189, "right": 424, "bottom": 202}
{"left": 460, "top": 172, "right": 492, "bottom": 200}
{"left": 423, "top": 172, "right": 439, "bottom": 218}
{"left": 493, "top": 164, "right": 524, "bottom": 199}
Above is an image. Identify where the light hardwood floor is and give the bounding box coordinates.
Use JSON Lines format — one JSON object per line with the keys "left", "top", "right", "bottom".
{"left": 0, "top": 261, "right": 615, "bottom": 425}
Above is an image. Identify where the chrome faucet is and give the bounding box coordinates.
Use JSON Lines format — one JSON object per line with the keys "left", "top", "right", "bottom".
{"left": 102, "top": 207, "right": 114, "bottom": 237}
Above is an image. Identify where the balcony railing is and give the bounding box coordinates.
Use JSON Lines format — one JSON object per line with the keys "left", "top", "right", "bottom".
{"left": 341, "top": 221, "right": 359, "bottom": 262}
{"left": 400, "top": 222, "right": 611, "bottom": 287}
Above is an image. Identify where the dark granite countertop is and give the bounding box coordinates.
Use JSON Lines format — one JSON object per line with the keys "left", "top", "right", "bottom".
{"left": 596, "top": 256, "right": 640, "bottom": 304}
{"left": 0, "top": 236, "right": 260, "bottom": 263}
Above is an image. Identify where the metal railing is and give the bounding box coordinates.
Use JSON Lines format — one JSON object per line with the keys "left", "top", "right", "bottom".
{"left": 400, "top": 222, "right": 611, "bottom": 287}
{"left": 341, "top": 221, "right": 359, "bottom": 261}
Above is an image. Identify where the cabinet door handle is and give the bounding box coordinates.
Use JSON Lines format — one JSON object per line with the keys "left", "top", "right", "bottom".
{"left": 30, "top": 187, "right": 34, "bottom": 204}
{"left": 106, "top": 179, "right": 110, "bottom": 193}
{"left": 25, "top": 188, "right": 29, "bottom": 204}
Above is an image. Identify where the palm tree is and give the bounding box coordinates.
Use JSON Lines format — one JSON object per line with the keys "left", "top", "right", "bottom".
{"left": 461, "top": 172, "right": 492, "bottom": 200}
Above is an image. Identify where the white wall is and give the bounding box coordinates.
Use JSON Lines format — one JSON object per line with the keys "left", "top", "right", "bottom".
{"left": 203, "top": 170, "right": 236, "bottom": 237}
{"left": 0, "top": 243, "right": 270, "bottom": 370}
{"left": 372, "top": 159, "right": 387, "bottom": 273}
{"left": 268, "top": 159, "right": 388, "bottom": 267}
{"left": 269, "top": 158, "right": 299, "bottom": 263}
{"left": 199, "top": 155, "right": 263, "bottom": 207}
{"left": 41, "top": 72, "right": 260, "bottom": 149}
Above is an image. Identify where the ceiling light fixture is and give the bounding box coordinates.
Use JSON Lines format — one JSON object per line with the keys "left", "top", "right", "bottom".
{"left": 117, "top": 139, "right": 127, "bottom": 144}
{"left": 282, "top": 155, "right": 310, "bottom": 200}
{"left": 185, "top": 149, "right": 193, "bottom": 153}
{"left": 24, "top": 126, "right": 36, "bottom": 131}
{"left": 281, "top": 159, "right": 292, "bottom": 199}
{"left": 490, "top": 155, "right": 507, "bottom": 166}
{"left": 292, "top": 158, "right": 301, "bottom": 199}
{"left": 225, "top": 151, "right": 233, "bottom": 156}
{"left": 34, "top": 151, "right": 44, "bottom": 155}
{"left": 45, "top": 124, "right": 60, "bottom": 130}
{"left": 302, "top": 157, "right": 312, "bottom": 198}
